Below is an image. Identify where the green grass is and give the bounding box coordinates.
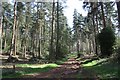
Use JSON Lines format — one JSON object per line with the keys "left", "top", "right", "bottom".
{"left": 2, "top": 72, "right": 23, "bottom": 78}
{"left": 82, "top": 58, "right": 119, "bottom": 79}
{"left": 55, "top": 59, "right": 67, "bottom": 65}
{"left": 16, "top": 63, "right": 58, "bottom": 68}
{"left": 82, "top": 58, "right": 107, "bottom": 67}
{"left": 2, "top": 54, "right": 71, "bottom": 78}
{"left": 67, "top": 52, "right": 77, "bottom": 58}
{"left": 2, "top": 63, "right": 59, "bottom": 78}
{"left": 1, "top": 53, "right": 77, "bottom": 78}
{"left": 55, "top": 53, "right": 77, "bottom": 65}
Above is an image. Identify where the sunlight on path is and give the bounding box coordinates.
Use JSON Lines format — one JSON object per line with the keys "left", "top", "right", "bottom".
{"left": 24, "top": 58, "right": 81, "bottom": 78}
{"left": 23, "top": 58, "right": 99, "bottom": 78}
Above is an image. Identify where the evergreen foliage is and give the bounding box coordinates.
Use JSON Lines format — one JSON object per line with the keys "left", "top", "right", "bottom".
{"left": 98, "top": 27, "right": 116, "bottom": 57}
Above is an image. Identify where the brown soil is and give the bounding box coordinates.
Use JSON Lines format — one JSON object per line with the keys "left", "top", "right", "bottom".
{"left": 23, "top": 58, "right": 99, "bottom": 79}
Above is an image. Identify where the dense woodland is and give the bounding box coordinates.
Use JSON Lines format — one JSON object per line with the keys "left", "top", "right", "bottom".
{"left": 0, "top": 0, "right": 120, "bottom": 79}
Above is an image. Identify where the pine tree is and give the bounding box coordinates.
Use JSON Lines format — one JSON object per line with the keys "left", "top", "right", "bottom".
{"left": 10, "top": 2, "right": 17, "bottom": 56}
{"left": 116, "top": 1, "right": 120, "bottom": 29}
{"left": 0, "top": 2, "right": 2, "bottom": 53}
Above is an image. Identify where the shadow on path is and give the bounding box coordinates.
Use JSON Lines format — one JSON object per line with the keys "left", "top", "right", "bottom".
{"left": 23, "top": 58, "right": 99, "bottom": 79}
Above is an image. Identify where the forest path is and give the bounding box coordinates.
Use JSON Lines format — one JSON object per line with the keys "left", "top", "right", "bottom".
{"left": 23, "top": 58, "right": 98, "bottom": 79}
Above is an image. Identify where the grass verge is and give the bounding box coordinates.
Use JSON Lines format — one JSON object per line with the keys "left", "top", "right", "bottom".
{"left": 82, "top": 58, "right": 119, "bottom": 79}
{"left": 2, "top": 63, "right": 59, "bottom": 78}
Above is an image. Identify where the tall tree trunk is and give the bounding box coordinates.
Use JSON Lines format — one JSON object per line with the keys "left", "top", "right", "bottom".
{"left": 10, "top": 2, "right": 17, "bottom": 56}
{"left": 31, "top": 39, "right": 35, "bottom": 58}
{"left": 56, "top": 0, "right": 60, "bottom": 59}
{"left": 116, "top": 1, "right": 120, "bottom": 29}
{"left": 95, "top": 13, "right": 100, "bottom": 55}
{"left": 89, "top": 39, "right": 92, "bottom": 54}
{"left": 24, "top": 21, "right": 28, "bottom": 58}
{"left": 37, "top": 2, "right": 42, "bottom": 59}
{"left": 92, "top": 13, "right": 98, "bottom": 55}
{"left": 78, "top": 38, "right": 83, "bottom": 57}
{"left": 77, "top": 40, "right": 80, "bottom": 54}
{"left": 100, "top": 2, "right": 106, "bottom": 28}
{"left": 86, "top": 34, "right": 89, "bottom": 54}
{"left": 95, "top": 14, "right": 99, "bottom": 33}
{"left": 24, "top": 45, "right": 26, "bottom": 58}
{"left": 24, "top": 2, "right": 30, "bottom": 58}
{"left": 0, "top": 2, "right": 2, "bottom": 53}
{"left": 43, "top": 11, "right": 46, "bottom": 55}
{"left": 38, "top": 22, "right": 42, "bottom": 58}
{"left": 77, "top": 28, "right": 81, "bottom": 54}
{"left": 38, "top": 37, "right": 41, "bottom": 58}
{"left": 50, "top": 0, "right": 55, "bottom": 60}
{"left": 92, "top": 38, "right": 95, "bottom": 54}
{"left": 16, "top": 20, "right": 20, "bottom": 54}
{"left": 4, "top": 21, "right": 7, "bottom": 50}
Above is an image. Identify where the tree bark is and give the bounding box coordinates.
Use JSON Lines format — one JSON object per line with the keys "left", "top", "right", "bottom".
{"left": 95, "top": 14, "right": 99, "bottom": 33}
{"left": 92, "top": 13, "right": 98, "bottom": 55}
{"left": 50, "top": 0, "right": 55, "bottom": 60}
{"left": 116, "top": 1, "right": 120, "bottom": 29}
{"left": 3, "top": 21, "right": 7, "bottom": 50}
{"left": 37, "top": 2, "right": 42, "bottom": 59}
{"left": 10, "top": 2, "right": 17, "bottom": 56}
{"left": 0, "top": 2, "right": 2, "bottom": 53}
{"left": 56, "top": 0, "right": 60, "bottom": 59}
{"left": 100, "top": 2, "right": 106, "bottom": 28}
{"left": 77, "top": 40, "right": 80, "bottom": 54}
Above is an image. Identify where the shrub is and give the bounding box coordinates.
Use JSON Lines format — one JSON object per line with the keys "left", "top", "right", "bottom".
{"left": 97, "top": 27, "right": 116, "bottom": 57}
{"left": 55, "top": 45, "right": 69, "bottom": 60}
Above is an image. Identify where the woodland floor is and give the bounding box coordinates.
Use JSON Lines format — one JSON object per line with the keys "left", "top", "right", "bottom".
{"left": 22, "top": 58, "right": 98, "bottom": 79}
{"left": 1, "top": 54, "right": 119, "bottom": 79}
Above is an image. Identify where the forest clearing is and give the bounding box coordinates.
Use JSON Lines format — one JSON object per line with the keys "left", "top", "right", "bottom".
{"left": 0, "top": 0, "right": 120, "bottom": 79}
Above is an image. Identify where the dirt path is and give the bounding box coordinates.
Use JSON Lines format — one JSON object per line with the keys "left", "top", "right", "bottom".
{"left": 23, "top": 58, "right": 99, "bottom": 79}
